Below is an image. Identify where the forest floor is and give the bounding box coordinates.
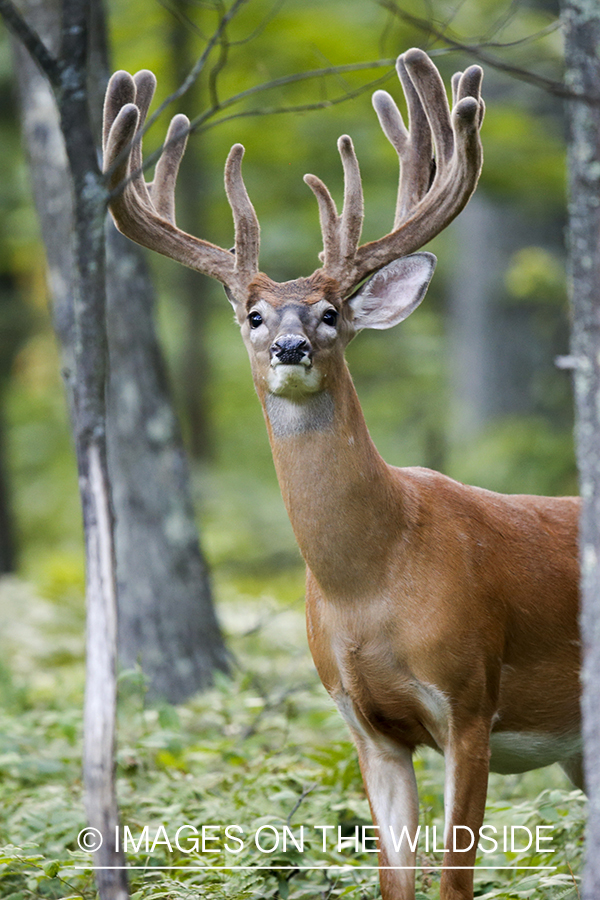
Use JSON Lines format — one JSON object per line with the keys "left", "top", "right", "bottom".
{"left": 0, "top": 569, "right": 586, "bottom": 900}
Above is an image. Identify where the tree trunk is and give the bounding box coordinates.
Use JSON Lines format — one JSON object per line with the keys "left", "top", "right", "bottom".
{"left": 562, "top": 2, "right": 600, "bottom": 896}
{"left": 448, "top": 195, "right": 501, "bottom": 440}
{"left": 12, "top": 0, "right": 228, "bottom": 703}
{"left": 0, "top": 401, "right": 17, "bottom": 572}
{"left": 5, "top": 0, "right": 130, "bottom": 892}
{"left": 106, "top": 224, "right": 229, "bottom": 697}
{"left": 169, "top": 0, "right": 213, "bottom": 462}
{"left": 0, "top": 273, "right": 26, "bottom": 574}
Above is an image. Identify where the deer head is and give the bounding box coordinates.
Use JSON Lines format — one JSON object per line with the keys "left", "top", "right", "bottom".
{"left": 102, "top": 49, "right": 484, "bottom": 404}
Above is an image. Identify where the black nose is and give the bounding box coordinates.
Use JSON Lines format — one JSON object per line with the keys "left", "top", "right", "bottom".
{"left": 271, "top": 334, "right": 311, "bottom": 364}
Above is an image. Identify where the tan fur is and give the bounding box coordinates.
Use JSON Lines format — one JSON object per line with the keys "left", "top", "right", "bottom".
{"left": 103, "top": 51, "right": 578, "bottom": 900}
{"left": 248, "top": 320, "right": 580, "bottom": 900}
{"left": 245, "top": 272, "right": 341, "bottom": 310}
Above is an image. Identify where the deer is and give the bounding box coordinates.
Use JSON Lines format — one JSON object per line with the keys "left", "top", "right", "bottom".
{"left": 102, "top": 49, "right": 582, "bottom": 900}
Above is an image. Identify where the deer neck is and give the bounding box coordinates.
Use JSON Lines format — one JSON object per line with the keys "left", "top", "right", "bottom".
{"left": 256, "top": 362, "right": 402, "bottom": 597}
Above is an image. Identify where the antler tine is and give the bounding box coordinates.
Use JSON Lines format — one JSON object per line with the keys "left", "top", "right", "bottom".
{"left": 103, "top": 70, "right": 157, "bottom": 215}
{"left": 129, "top": 70, "right": 157, "bottom": 207}
{"left": 402, "top": 52, "right": 484, "bottom": 210}
{"left": 303, "top": 134, "right": 364, "bottom": 282}
{"left": 372, "top": 83, "right": 430, "bottom": 227}
{"left": 451, "top": 70, "right": 463, "bottom": 108}
{"left": 331, "top": 49, "right": 484, "bottom": 297}
{"left": 224, "top": 144, "right": 260, "bottom": 283}
{"left": 403, "top": 50, "right": 454, "bottom": 170}
{"left": 150, "top": 113, "right": 190, "bottom": 224}
{"left": 456, "top": 65, "right": 486, "bottom": 127}
{"left": 303, "top": 173, "right": 339, "bottom": 267}
{"left": 338, "top": 135, "right": 364, "bottom": 263}
{"left": 373, "top": 50, "right": 455, "bottom": 230}
{"left": 103, "top": 70, "right": 135, "bottom": 157}
{"left": 102, "top": 70, "right": 262, "bottom": 297}
{"left": 391, "top": 52, "right": 434, "bottom": 218}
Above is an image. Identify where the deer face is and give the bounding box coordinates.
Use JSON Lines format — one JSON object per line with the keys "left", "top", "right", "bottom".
{"left": 231, "top": 272, "right": 350, "bottom": 398}
{"left": 228, "top": 254, "right": 437, "bottom": 401}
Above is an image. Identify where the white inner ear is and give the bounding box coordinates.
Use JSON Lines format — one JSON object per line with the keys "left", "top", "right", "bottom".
{"left": 223, "top": 284, "right": 240, "bottom": 310}
{"left": 348, "top": 252, "right": 437, "bottom": 330}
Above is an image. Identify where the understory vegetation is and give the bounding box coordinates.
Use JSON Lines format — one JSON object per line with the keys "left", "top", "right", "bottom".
{"left": 0, "top": 558, "right": 586, "bottom": 899}
{"left": 0, "top": 0, "right": 588, "bottom": 897}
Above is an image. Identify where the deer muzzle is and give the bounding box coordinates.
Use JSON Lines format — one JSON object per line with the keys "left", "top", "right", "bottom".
{"left": 270, "top": 334, "right": 312, "bottom": 367}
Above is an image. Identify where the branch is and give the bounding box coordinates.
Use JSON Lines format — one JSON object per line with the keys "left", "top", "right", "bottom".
{"left": 379, "top": 0, "right": 600, "bottom": 106}
{"left": 145, "top": 0, "right": 250, "bottom": 133}
{"left": 195, "top": 58, "right": 395, "bottom": 125}
{"left": 157, "top": 0, "right": 210, "bottom": 42}
{"left": 286, "top": 783, "right": 318, "bottom": 827}
{"left": 469, "top": 20, "right": 561, "bottom": 52}
{"left": 207, "top": 0, "right": 230, "bottom": 110}
{"left": 229, "top": 0, "right": 286, "bottom": 48}
{"left": 0, "top": 0, "right": 62, "bottom": 86}
{"left": 61, "top": 0, "right": 88, "bottom": 80}
{"left": 107, "top": 60, "right": 395, "bottom": 200}
{"left": 189, "top": 69, "right": 394, "bottom": 135}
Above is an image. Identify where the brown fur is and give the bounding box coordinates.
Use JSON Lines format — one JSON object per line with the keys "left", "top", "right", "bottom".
{"left": 249, "top": 328, "right": 580, "bottom": 900}
{"left": 245, "top": 272, "right": 341, "bottom": 310}
{"left": 103, "top": 52, "right": 573, "bottom": 900}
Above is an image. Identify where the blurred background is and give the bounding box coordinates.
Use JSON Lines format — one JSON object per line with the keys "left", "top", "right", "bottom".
{"left": 0, "top": 2, "right": 586, "bottom": 896}
{"left": 0, "top": 0, "right": 573, "bottom": 595}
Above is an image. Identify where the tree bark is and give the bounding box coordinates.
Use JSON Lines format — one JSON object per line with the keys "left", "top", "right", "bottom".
{"left": 4, "top": 0, "right": 129, "bottom": 893}
{"left": 12, "top": 0, "right": 228, "bottom": 703}
{"left": 0, "top": 402, "right": 17, "bottom": 572}
{"left": 170, "top": 0, "right": 213, "bottom": 462}
{"left": 0, "top": 272, "right": 29, "bottom": 573}
{"left": 106, "top": 224, "right": 229, "bottom": 697}
{"left": 562, "top": 2, "right": 600, "bottom": 896}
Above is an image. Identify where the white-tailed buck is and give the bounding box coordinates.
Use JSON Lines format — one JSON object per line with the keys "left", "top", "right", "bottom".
{"left": 103, "top": 50, "right": 581, "bottom": 900}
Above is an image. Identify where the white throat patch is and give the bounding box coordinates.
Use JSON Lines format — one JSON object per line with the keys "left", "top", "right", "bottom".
{"left": 265, "top": 391, "right": 334, "bottom": 438}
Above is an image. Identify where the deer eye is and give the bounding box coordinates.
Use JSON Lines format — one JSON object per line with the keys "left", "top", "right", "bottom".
{"left": 322, "top": 308, "right": 338, "bottom": 327}
{"left": 248, "top": 311, "right": 263, "bottom": 329}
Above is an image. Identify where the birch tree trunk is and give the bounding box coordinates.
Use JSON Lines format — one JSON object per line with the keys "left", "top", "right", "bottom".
{"left": 1, "top": 0, "right": 129, "bottom": 893}
{"left": 562, "top": 2, "right": 600, "bottom": 895}
{"left": 12, "top": 0, "right": 228, "bottom": 703}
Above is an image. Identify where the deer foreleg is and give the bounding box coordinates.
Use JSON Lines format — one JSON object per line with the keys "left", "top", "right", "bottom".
{"left": 355, "top": 736, "right": 419, "bottom": 900}
{"left": 440, "top": 720, "right": 491, "bottom": 900}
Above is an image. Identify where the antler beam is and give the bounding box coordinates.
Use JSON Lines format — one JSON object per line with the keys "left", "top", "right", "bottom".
{"left": 305, "top": 49, "right": 484, "bottom": 295}
{"left": 102, "top": 69, "right": 260, "bottom": 300}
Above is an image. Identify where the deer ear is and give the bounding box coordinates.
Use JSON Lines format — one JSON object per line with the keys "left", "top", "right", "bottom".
{"left": 223, "top": 284, "right": 239, "bottom": 309}
{"left": 223, "top": 248, "right": 244, "bottom": 309}
{"left": 348, "top": 252, "right": 436, "bottom": 330}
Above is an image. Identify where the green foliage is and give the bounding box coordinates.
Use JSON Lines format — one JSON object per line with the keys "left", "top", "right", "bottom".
{"left": 0, "top": 3, "right": 586, "bottom": 898}
{"left": 480, "top": 107, "right": 565, "bottom": 207}
{"left": 505, "top": 247, "right": 566, "bottom": 306}
{"left": 0, "top": 580, "right": 586, "bottom": 899}
{"left": 6, "top": 378, "right": 83, "bottom": 583}
{"left": 448, "top": 416, "right": 577, "bottom": 496}
{"left": 1, "top": 0, "right": 577, "bottom": 575}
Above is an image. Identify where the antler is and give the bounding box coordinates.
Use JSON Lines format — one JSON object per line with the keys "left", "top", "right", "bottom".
{"left": 304, "top": 48, "right": 484, "bottom": 296}
{"left": 102, "top": 69, "right": 260, "bottom": 301}
{"left": 103, "top": 50, "right": 483, "bottom": 303}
